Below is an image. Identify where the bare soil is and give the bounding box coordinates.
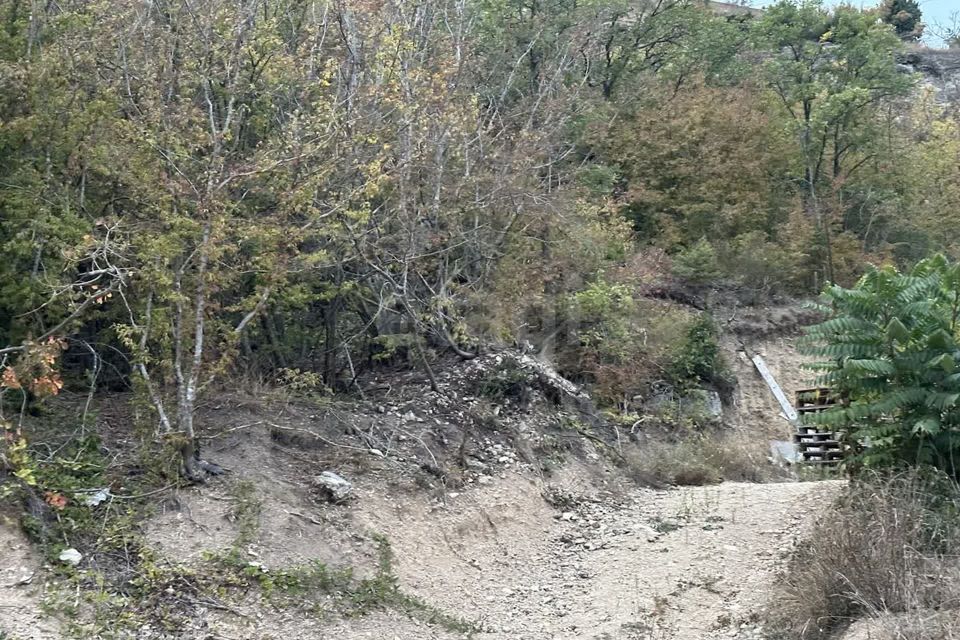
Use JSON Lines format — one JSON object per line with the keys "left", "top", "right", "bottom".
{"left": 1, "top": 324, "right": 843, "bottom": 639}
{"left": 0, "top": 518, "right": 62, "bottom": 639}
{"left": 3, "top": 469, "right": 840, "bottom": 639}
{"left": 363, "top": 474, "right": 843, "bottom": 640}
{"left": 1, "top": 450, "right": 842, "bottom": 640}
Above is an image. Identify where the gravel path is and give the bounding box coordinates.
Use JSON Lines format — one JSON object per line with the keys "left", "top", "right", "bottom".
{"left": 375, "top": 476, "right": 845, "bottom": 640}
{"left": 0, "top": 477, "right": 844, "bottom": 640}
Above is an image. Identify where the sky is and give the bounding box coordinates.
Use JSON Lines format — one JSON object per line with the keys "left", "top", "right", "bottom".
{"left": 917, "top": 0, "right": 956, "bottom": 47}
{"left": 753, "top": 0, "right": 957, "bottom": 48}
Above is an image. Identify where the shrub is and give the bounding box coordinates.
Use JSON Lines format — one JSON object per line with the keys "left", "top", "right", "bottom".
{"left": 672, "top": 238, "right": 721, "bottom": 284}
{"left": 562, "top": 281, "right": 693, "bottom": 407}
{"left": 563, "top": 280, "right": 640, "bottom": 405}
{"left": 623, "top": 429, "right": 776, "bottom": 488}
{"left": 723, "top": 230, "right": 801, "bottom": 295}
{"left": 668, "top": 313, "right": 732, "bottom": 395}
{"left": 765, "top": 469, "right": 960, "bottom": 639}
{"left": 801, "top": 255, "right": 960, "bottom": 476}
{"left": 476, "top": 357, "right": 531, "bottom": 405}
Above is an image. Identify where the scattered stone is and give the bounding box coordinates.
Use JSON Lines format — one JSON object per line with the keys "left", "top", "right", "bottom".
{"left": 10, "top": 570, "right": 34, "bottom": 586}
{"left": 81, "top": 488, "right": 111, "bottom": 507}
{"left": 313, "top": 471, "right": 353, "bottom": 503}
{"left": 638, "top": 525, "right": 662, "bottom": 542}
{"left": 58, "top": 548, "right": 82, "bottom": 566}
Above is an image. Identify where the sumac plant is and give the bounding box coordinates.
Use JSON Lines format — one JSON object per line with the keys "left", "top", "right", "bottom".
{"left": 801, "top": 255, "right": 960, "bottom": 475}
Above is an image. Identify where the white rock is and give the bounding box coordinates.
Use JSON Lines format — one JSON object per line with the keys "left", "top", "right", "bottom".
{"left": 315, "top": 471, "right": 353, "bottom": 502}
{"left": 58, "top": 548, "right": 82, "bottom": 566}
{"left": 82, "top": 489, "right": 111, "bottom": 507}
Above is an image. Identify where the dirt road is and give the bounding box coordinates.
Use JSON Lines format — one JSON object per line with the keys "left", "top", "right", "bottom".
{"left": 357, "top": 475, "right": 844, "bottom": 640}
{"left": 1, "top": 475, "right": 843, "bottom": 640}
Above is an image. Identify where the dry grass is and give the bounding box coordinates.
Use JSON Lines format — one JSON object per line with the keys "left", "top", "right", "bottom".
{"left": 765, "top": 470, "right": 960, "bottom": 640}
{"left": 623, "top": 428, "right": 781, "bottom": 488}
{"left": 841, "top": 610, "right": 960, "bottom": 640}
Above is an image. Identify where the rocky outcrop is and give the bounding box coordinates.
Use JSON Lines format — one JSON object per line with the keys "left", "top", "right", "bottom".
{"left": 899, "top": 48, "right": 960, "bottom": 104}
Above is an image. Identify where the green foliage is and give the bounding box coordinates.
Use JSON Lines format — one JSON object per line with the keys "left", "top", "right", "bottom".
{"left": 593, "top": 78, "right": 797, "bottom": 267}
{"left": 226, "top": 480, "right": 262, "bottom": 547}
{"left": 722, "top": 230, "right": 804, "bottom": 294}
{"left": 669, "top": 314, "right": 730, "bottom": 392}
{"left": 476, "top": 357, "right": 531, "bottom": 404}
{"left": 886, "top": 101, "right": 960, "bottom": 260}
{"left": 672, "top": 239, "right": 722, "bottom": 285}
{"left": 801, "top": 255, "right": 960, "bottom": 475}
{"left": 564, "top": 280, "right": 661, "bottom": 405}
{"left": 880, "top": 0, "right": 923, "bottom": 40}
{"left": 0, "top": 0, "right": 955, "bottom": 451}
{"left": 571, "top": 280, "right": 633, "bottom": 323}
{"left": 753, "top": 3, "right": 912, "bottom": 186}
{"left": 567, "top": 280, "right": 638, "bottom": 365}
{"left": 750, "top": 1, "right": 913, "bottom": 283}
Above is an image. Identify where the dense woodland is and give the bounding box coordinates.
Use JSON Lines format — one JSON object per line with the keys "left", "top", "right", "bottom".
{"left": 1, "top": 0, "right": 959, "bottom": 476}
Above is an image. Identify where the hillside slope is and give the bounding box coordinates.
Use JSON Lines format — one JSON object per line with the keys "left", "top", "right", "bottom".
{"left": 1, "top": 324, "right": 840, "bottom": 639}
{"left": 1, "top": 472, "right": 842, "bottom": 639}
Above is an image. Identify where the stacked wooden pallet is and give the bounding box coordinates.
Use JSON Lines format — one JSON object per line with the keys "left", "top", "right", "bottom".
{"left": 794, "top": 387, "right": 845, "bottom": 465}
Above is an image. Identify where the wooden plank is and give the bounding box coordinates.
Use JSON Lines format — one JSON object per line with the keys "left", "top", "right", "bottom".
{"left": 801, "top": 448, "right": 844, "bottom": 456}
{"left": 796, "top": 404, "right": 839, "bottom": 413}
{"left": 794, "top": 433, "right": 838, "bottom": 441}
{"left": 796, "top": 387, "right": 841, "bottom": 410}
{"left": 796, "top": 440, "right": 841, "bottom": 448}
{"left": 751, "top": 354, "right": 799, "bottom": 423}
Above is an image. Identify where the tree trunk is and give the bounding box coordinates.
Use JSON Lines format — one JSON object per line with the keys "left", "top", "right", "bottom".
{"left": 323, "top": 295, "right": 339, "bottom": 386}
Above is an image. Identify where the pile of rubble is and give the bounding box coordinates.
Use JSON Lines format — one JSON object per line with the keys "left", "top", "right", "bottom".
{"left": 266, "top": 349, "right": 615, "bottom": 495}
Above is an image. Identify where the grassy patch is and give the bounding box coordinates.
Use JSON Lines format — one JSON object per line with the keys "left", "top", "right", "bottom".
{"left": 765, "top": 469, "right": 960, "bottom": 640}
{"left": 40, "top": 524, "right": 481, "bottom": 638}
{"left": 623, "top": 429, "right": 778, "bottom": 488}
{"left": 347, "top": 535, "right": 480, "bottom": 633}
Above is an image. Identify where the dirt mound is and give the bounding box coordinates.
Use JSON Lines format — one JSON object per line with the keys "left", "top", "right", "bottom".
{"left": 720, "top": 304, "right": 822, "bottom": 440}
{"left": 143, "top": 457, "right": 842, "bottom": 639}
